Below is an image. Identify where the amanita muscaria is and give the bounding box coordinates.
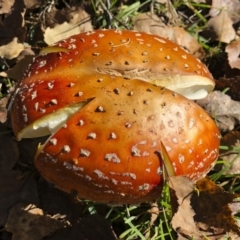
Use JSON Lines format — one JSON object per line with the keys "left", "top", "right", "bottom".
{"left": 10, "top": 29, "right": 220, "bottom": 204}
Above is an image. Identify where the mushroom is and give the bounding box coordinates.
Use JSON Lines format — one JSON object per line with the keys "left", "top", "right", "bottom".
{"left": 38, "top": 29, "right": 215, "bottom": 100}
{"left": 10, "top": 30, "right": 220, "bottom": 204}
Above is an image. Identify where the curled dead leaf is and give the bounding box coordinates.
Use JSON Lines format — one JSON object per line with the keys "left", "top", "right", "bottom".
{"left": 0, "top": 0, "right": 15, "bottom": 14}
{"left": 170, "top": 176, "right": 204, "bottom": 239}
{"left": 133, "top": 13, "right": 202, "bottom": 55}
{"left": 196, "top": 91, "right": 240, "bottom": 132}
{"left": 6, "top": 55, "right": 35, "bottom": 80}
{"left": 0, "top": 97, "right": 9, "bottom": 123}
{"left": 207, "top": 10, "right": 235, "bottom": 44}
{"left": 226, "top": 39, "right": 240, "bottom": 70}
{"left": 44, "top": 8, "right": 92, "bottom": 45}
{"left": 23, "top": 0, "right": 41, "bottom": 9}
{"left": 0, "top": 0, "right": 26, "bottom": 48}
{"left": 5, "top": 203, "right": 67, "bottom": 240}
{"left": 0, "top": 38, "right": 25, "bottom": 60}
{"left": 192, "top": 177, "right": 240, "bottom": 236}
{"left": 210, "top": 0, "right": 240, "bottom": 23}
{"left": 169, "top": 176, "right": 240, "bottom": 239}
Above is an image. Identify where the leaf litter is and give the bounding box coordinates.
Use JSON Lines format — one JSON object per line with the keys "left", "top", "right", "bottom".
{"left": 197, "top": 91, "right": 240, "bottom": 132}
{"left": 169, "top": 176, "right": 240, "bottom": 239}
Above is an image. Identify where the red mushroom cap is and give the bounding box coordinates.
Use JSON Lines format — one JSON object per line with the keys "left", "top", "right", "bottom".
{"left": 10, "top": 30, "right": 220, "bottom": 204}
{"left": 11, "top": 29, "right": 215, "bottom": 137}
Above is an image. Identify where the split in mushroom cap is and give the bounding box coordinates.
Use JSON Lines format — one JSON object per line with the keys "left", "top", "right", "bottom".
{"left": 34, "top": 29, "right": 214, "bottom": 99}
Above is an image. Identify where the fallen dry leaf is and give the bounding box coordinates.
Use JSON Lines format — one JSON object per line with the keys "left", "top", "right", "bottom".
{"left": 0, "top": 97, "right": 9, "bottom": 123}
{"left": 133, "top": 12, "right": 165, "bottom": 34}
{"left": 6, "top": 55, "right": 35, "bottom": 80}
{"left": 170, "top": 176, "right": 240, "bottom": 239}
{"left": 196, "top": 91, "right": 240, "bottom": 132}
{"left": 226, "top": 39, "right": 240, "bottom": 69}
{"left": 210, "top": 0, "right": 240, "bottom": 23}
{"left": 44, "top": 7, "right": 92, "bottom": 45}
{"left": 220, "top": 131, "right": 240, "bottom": 174}
{"left": 133, "top": 13, "right": 202, "bottom": 55}
{"left": 0, "top": 0, "right": 26, "bottom": 47}
{"left": 23, "top": 0, "right": 41, "bottom": 9}
{"left": 170, "top": 27, "right": 202, "bottom": 56}
{"left": 0, "top": 0, "right": 15, "bottom": 14}
{"left": 5, "top": 203, "right": 66, "bottom": 240}
{"left": 0, "top": 72, "right": 7, "bottom": 77}
{"left": 170, "top": 176, "right": 204, "bottom": 239}
{"left": 3, "top": 40, "right": 35, "bottom": 81}
{"left": 207, "top": 10, "right": 235, "bottom": 43}
{"left": 0, "top": 38, "right": 25, "bottom": 60}
{"left": 192, "top": 177, "right": 240, "bottom": 235}
{"left": 209, "top": 0, "right": 230, "bottom": 17}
